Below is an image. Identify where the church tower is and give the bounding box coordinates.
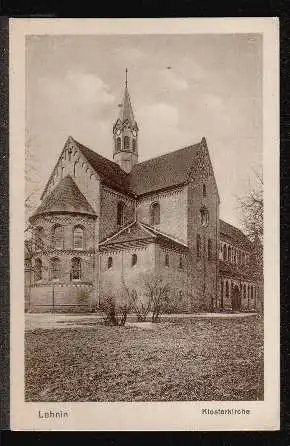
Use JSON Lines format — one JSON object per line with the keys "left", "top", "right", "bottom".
{"left": 113, "top": 69, "right": 139, "bottom": 173}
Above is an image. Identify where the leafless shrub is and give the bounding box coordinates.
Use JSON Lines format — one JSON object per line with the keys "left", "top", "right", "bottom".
{"left": 100, "top": 294, "right": 130, "bottom": 326}
{"left": 129, "top": 289, "right": 152, "bottom": 322}
{"left": 143, "top": 273, "right": 170, "bottom": 323}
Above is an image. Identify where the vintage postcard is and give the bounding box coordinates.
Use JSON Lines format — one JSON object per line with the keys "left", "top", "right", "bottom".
{"left": 10, "top": 18, "right": 279, "bottom": 431}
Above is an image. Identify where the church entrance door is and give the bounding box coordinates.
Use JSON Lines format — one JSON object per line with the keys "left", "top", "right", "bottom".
{"left": 231, "top": 285, "right": 241, "bottom": 312}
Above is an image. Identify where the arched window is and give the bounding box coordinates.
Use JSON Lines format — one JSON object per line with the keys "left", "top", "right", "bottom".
{"left": 61, "top": 166, "right": 64, "bottom": 179}
{"left": 150, "top": 202, "right": 160, "bottom": 225}
{"left": 107, "top": 256, "right": 113, "bottom": 269}
{"left": 52, "top": 225, "right": 64, "bottom": 249}
{"left": 200, "top": 207, "right": 209, "bottom": 227}
{"left": 116, "top": 137, "right": 121, "bottom": 152}
{"left": 35, "top": 226, "right": 45, "bottom": 250}
{"left": 203, "top": 184, "right": 207, "bottom": 197}
{"left": 71, "top": 257, "right": 81, "bottom": 280}
{"left": 73, "top": 226, "right": 84, "bottom": 250}
{"left": 179, "top": 255, "right": 183, "bottom": 269}
{"left": 131, "top": 253, "right": 137, "bottom": 267}
{"left": 73, "top": 161, "right": 78, "bottom": 178}
{"left": 68, "top": 148, "right": 72, "bottom": 161}
{"left": 225, "top": 281, "right": 229, "bottom": 298}
{"left": 196, "top": 234, "right": 201, "bottom": 259}
{"left": 49, "top": 258, "right": 60, "bottom": 280}
{"left": 165, "top": 253, "right": 169, "bottom": 267}
{"left": 223, "top": 244, "right": 227, "bottom": 261}
{"left": 117, "top": 201, "right": 125, "bottom": 226}
{"left": 208, "top": 239, "right": 213, "bottom": 260}
{"left": 132, "top": 139, "right": 137, "bottom": 153}
{"left": 243, "top": 284, "right": 246, "bottom": 299}
{"left": 124, "top": 136, "right": 130, "bottom": 151}
{"left": 34, "top": 258, "right": 42, "bottom": 281}
{"left": 228, "top": 246, "right": 231, "bottom": 262}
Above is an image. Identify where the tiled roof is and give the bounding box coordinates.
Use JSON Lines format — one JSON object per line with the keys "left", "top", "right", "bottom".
{"left": 129, "top": 143, "right": 201, "bottom": 195}
{"left": 100, "top": 221, "right": 188, "bottom": 250}
{"left": 74, "top": 139, "right": 131, "bottom": 195}
{"left": 31, "top": 175, "right": 96, "bottom": 219}
{"left": 219, "top": 219, "right": 252, "bottom": 251}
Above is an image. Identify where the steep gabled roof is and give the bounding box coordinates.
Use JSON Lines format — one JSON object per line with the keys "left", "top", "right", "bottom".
{"left": 72, "top": 138, "right": 131, "bottom": 195}
{"left": 31, "top": 175, "right": 96, "bottom": 219}
{"left": 129, "top": 143, "right": 202, "bottom": 195}
{"left": 219, "top": 219, "right": 253, "bottom": 251}
{"left": 100, "top": 221, "right": 188, "bottom": 250}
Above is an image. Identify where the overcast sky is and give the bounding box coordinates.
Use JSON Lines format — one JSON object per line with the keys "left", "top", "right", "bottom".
{"left": 26, "top": 34, "right": 262, "bottom": 228}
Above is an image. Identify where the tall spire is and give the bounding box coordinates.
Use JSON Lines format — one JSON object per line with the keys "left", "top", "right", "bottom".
{"left": 125, "top": 67, "right": 128, "bottom": 87}
{"left": 118, "top": 69, "right": 135, "bottom": 125}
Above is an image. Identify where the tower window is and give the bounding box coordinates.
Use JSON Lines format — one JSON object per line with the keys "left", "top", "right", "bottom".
{"left": 108, "top": 256, "right": 113, "bottom": 269}
{"left": 150, "top": 202, "right": 160, "bottom": 225}
{"left": 124, "top": 136, "right": 130, "bottom": 151}
{"left": 116, "top": 137, "right": 121, "bottom": 152}
{"left": 200, "top": 207, "right": 209, "bottom": 227}
{"left": 179, "top": 255, "right": 183, "bottom": 269}
{"left": 228, "top": 246, "right": 231, "bottom": 262}
{"left": 49, "top": 257, "right": 61, "bottom": 280}
{"left": 165, "top": 253, "right": 169, "bottom": 267}
{"left": 117, "top": 201, "right": 125, "bottom": 226}
{"left": 203, "top": 184, "right": 207, "bottom": 197}
{"left": 131, "top": 253, "right": 137, "bottom": 267}
{"left": 34, "top": 258, "right": 42, "bottom": 281}
{"left": 132, "top": 139, "right": 137, "bottom": 153}
{"left": 52, "top": 225, "right": 64, "bottom": 249}
{"left": 73, "top": 226, "right": 84, "bottom": 250}
{"left": 73, "top": 161, "right": 78, "bottom": 178}
{"left": 71, "top": 257, "right": 81, "bottom": 280}
{"left": 208, "top": 239, "right": 213, "bottom": 260}
{"left": 196, "top": 234, "right": 201, "bottom": 259}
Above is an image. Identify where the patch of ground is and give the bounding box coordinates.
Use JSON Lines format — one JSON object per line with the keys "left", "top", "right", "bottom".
{"left": 25, "top": 317, "right": 263, "bottom": 402}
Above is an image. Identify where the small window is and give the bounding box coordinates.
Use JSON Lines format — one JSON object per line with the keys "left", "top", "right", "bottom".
{"left": 208, "top": 239, "right": 213, "bottom": 260}
{"left": 117, "top": 201, "right": 125, "bottom": 226}
{"left": 223, "top": 244, "right": 227, "bottom": 261}
{"left": 179, "top": 290, "right": 183, "bottom": 301}
{"left": 200, "top": 207, "right": 209, "bottom": 227}
{"left": 71, "top": 257, "right": 81, "bottom": 280}
{"left": 124, "top": 136, "right": 130, "bottom": 151}
{"left": 228, "top": 246, "right": 231, "bottom": 262}
{"left": 131, "top": 253, "right": 137, "bottom": 267}
{"left": 225, "top": 281, "right": 229, "bottom": 298}
{"left": 116, "top": 137, "right": 121, "bottom": 151}
{"left": 108, "top": 256, "right": 113, "bottom": 269}
{"left": 68, "top": 148, "right": 72, "bottom": 161}
{"left": 165, "top": 253, "right": 169, "bottom": 267}
{"left": 150, "top": 202, "right": 160, "bottom": 226}
{"left": 52, "top": 225, "right": 64, "bottom": 249}
{"left": 179, "top": 255, "right": 183, "bottom": 269}
{"left": 34, "top": 258, "right": 42, "bottom": 281}
{"left": 203, "top": 184, "right": 207, "bottom": 197}
{"left": 61, "top": 166, "right": 64, "bottom": 179}
{"left": 196, "top": 234, "right": 201, "bottom": 259}
{"left": 73, "top": 226, "right": 84, "bottom": 250}
{"left": 132, "top": 139, "right": 137, "bottom": 153}
{"left": 49, "top": 257, "right": 61, "bottom": 280}
{"left": 73, "top": 161, "right": 78, "bottom": 178}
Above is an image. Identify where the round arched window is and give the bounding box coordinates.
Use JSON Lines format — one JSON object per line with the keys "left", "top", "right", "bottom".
{"left": 200, "top": 207, "right": 209, "bottom": 227}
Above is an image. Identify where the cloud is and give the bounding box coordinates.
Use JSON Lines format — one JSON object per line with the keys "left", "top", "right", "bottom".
{"left": 158, "top": 69, "right": 188, "bottom": 91}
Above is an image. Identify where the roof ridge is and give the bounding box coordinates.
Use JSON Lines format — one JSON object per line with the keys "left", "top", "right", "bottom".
{"left": 139, "top": 222, "right": 188, "bottom": 247}
{"left": 99, "top": 220, "right": 137, "bottom": 245}
{"left": 134, "top": 142, "right": 201, "bottom": 167}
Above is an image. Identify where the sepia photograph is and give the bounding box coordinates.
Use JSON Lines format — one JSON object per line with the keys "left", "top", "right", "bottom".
{"left": 10, "top": 18, "right": 279, "bottom": 431}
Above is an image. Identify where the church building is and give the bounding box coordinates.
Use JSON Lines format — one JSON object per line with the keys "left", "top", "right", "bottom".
{"left": 25, "top": 74, "right": 261, "bottom": 313}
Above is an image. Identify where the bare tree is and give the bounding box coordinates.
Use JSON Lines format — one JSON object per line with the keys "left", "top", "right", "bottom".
{"left": 238, "top": 168, "right": 263, "bottom": 244}
{"left": 129, "top": 289, "right": 152, "bottom": 322}
{"left": 143, "top": 273, "right": 170, "bottom": 323}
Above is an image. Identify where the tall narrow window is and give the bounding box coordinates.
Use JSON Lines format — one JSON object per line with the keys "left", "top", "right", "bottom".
{"left": 107, "top": 256, "right": 113, "bottom": 269}
{"left": 52, "top": 225, "right": 64, "bottom": 249}
{"left": 49, "top": 258, "right": 60, "bottom": 280}
{"left": 150, "top": 202, "right": 160, "bottom": 225}
{"left": 73, "top": 161, "right": 77, "bottom": 178}
{"left": 225, "top": 281, "right": 229, "bottom": 299}
{"left": 200, "top": 207, "right": 209, "bottom": 227}
{"left": 223, "top": 244, "right": 227, "bottom": 261}
{"left": 132, "top": 139, "right": 137, "bottom": 152}
{"left": 221, "top": 280, "right": 224, "bottom": 308}
{"left": 131, "top": 253, "right": 137, "bottom": 267}
{"left": 228, "top": 246, "right": 231, "bottom": 262}
{"left": 61, "top": 166, "right": 64, "bottom": 179}
{"left": 179, "top": 255, "right": 183, "bottom": 269}
{"left": 208, "top": 239, "right": 213, "bottom": 260}
{"left": 117, "top": 202, "right": 125, "bottom": 226}
{"left": 71, "top": 257, "right": 81, "bottom": 280}
{"left": 196, "top": 234, "right": 201, "bottom": 259}
{"left": 116, "top": 137, "right": 121, "bottom": 151}
{"left": 165, "top": 253, "right": 169, "bottom": 267}
{"left": 73, "top": 226, "right": 84, "bottom": 250}
{"left": 243, "top": 284, "right": 246, "bottom": 299}
{"left": 124, "top": 136, "right": 130, "bottom": 151}
{"left": 34, "top": 258, "right": 42, "bottom": 281}
{"left": 203, "top": 184, "right": 207, "bottom": 197}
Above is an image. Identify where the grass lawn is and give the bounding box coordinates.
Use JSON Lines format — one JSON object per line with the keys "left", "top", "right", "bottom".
{"left": 25, "top": 316, "right": 263, "bottom": 401}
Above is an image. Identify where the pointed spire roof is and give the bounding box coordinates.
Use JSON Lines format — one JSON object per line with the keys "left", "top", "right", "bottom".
{"left": 30, "top": 175, "right": 96, "bottom": 220}
{"left": 117, "top": 69, "right": 136, "bottom": 125}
